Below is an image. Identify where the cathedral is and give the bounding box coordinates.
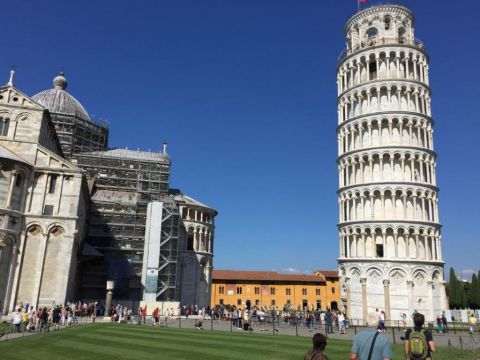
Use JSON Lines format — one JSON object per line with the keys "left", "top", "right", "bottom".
{"left": 0, "top": 71, "right": 217, "bottom": 316}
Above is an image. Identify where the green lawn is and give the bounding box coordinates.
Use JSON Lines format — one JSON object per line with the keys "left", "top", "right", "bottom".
{"left": 0, "top": 324, "right": 478, "bottom": 360}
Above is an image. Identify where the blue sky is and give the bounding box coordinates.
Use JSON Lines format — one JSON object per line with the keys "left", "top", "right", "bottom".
{"left": 2, "top": 0, "right": 479, "bottom": 279}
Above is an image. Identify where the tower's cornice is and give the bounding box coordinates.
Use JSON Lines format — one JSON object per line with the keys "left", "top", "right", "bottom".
{"left": 337, "top": 219, "right": 442, "bottom": 229}
{"left": 337, "top": 258, "right": 445, "bottom": 266}
{"left": 338, "top": 78, "right": 430, "bottom": 102}
{"left": 337, "top": 181, "right": 439, "bottom": 195}
{"left": 337, "top": 111, "right": 434, "bottom": 131}
{"left": 344, "top": 4, "right": 414, "bottom": 34}
{"left": 337, "top": 43, "right": 428, "bottom": 70}
{"left": 337, "top": 145, "right": 437, "bottom": 163}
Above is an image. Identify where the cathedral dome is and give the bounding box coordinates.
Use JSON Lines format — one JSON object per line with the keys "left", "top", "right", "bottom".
{"left": 32, "top": 72, "right": 91, "bottom": 122}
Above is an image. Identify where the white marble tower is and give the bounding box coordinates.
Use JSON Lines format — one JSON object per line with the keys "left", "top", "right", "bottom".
{"left": 336, "top": 5, "right": 447, "bottom": 323}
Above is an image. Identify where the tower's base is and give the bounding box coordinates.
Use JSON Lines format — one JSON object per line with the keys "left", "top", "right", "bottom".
{"left": 338, "top": 261, "right": 447, "bottom": 324}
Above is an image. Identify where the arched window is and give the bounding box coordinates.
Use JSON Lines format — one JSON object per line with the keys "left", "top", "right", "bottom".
{"left": 15, "top": 173, "right": 23, "bottom": 187}
{"left": 398, "top": 27, "right": 406, "bottom": 44}
{"left": 384, "top": 16, "right": 392, "bottom": 31}
{"left": 366, "top": 27, "right": 378, "bottom": 40}
{"left": 0, "top": 117, "right": 9, "bottom": 136}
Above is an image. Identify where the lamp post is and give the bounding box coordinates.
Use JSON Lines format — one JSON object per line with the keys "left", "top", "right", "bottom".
{"left": 105, "top": 281, "right": 114, "bottom": 320}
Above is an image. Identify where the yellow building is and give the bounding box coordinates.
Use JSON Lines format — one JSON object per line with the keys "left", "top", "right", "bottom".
{"left": 211, "top": 270, "right": 339, "bottom": 311}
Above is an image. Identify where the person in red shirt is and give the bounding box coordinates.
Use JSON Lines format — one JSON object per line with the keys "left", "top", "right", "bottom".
{"left": 141, "top": 306, "right": 147, "bottom": 324}
{"left": 153, "top": 308, "right": 159, "bottom": 326}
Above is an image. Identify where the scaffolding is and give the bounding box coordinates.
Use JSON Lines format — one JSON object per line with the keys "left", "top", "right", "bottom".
{"left": 48, "top": 113, "right": 109, "bottom": 159}
{"left": 74, "top": 148, "right": 176, "bottom": 300}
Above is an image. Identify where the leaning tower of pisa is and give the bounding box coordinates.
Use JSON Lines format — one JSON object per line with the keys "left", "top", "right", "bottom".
{"left": 336, "top": 5, "right": 447, "bottom": 323}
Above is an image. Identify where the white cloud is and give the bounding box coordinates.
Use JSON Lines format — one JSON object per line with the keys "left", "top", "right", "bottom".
{"left": 280, "top": 267, "right": 311, "bottom": 275}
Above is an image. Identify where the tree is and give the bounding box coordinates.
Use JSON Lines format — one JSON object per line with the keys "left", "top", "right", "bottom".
{"left": 460, "top": 282, "right": 468, "bottom": 308}
{"left": 477, "top": 271, "right": 480, "bottom": 308}
{"left": 448, "top": 267, "right": 458, "bottom": 308}
{"left": 469, "top": 274, "right": 478, "bottom": 308}
{"left": 448, "top": 267, "right": 469, "bottom": 308}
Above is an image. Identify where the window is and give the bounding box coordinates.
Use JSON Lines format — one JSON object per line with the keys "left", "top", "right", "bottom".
{"left": 186, "top": 233, "right": 194, "bottom": 250}
{"left": 43, "top": 205, "right": 54, "bottom": 215}
{"left": 302, "top": 288, "right": 307, "bottom": 296}
{"left": 270, "top": 287, "right": 275, "bottom": 295}
{"left": 236, "top": 286, "right": 242, "bottom": 295}
{"left": 237, "top": 299, "right": 242, "bottom": 305}
{"left": 376, "top": 244, "right": 384, "bottom": 258}
{"left": 369, "top": 61, "right": 377, "bottom": 80}
{"left": 254, "top": 287, "right": 260, "bottom": 295}
{"left": 271, "top": 300, "right": 276, "bottom": 306}
{"left": 315, "top": 288, "right": 321, "bottom": 296}
{"left": 366, "top": 27, "right": 378, "bottom": 39}
{"left": 15, "top": 174, "right": 23, "bottom": 187}
{"left": 219, "top": 286, "right": 225, "bottom": 294}
{"left": 49, "top": 174, "right": 58, "bottom": 194}
{"left": 285, "top": 288, "right": 291, "bottom": 296}
{"left": 0, "top": 117, "right": 9, "bottom": 136}
{"left": 219, "top": 299, "right": 224, "bottom": 305}
{"left": 384, "top": 16, "right": 391, "bottom": 30}
{"left": 331, "top": 287, "right": 335, "bottom": 294}
{"left": 302, "top": 300, "right": 308, "bottom": 309}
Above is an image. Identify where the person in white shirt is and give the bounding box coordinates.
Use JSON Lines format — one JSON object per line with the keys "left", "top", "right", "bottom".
{"left": 12, "top": 308, "right": 22, "bottom": 333}
{"left": 338, "top": 312, "right": 346, "bottom": 334}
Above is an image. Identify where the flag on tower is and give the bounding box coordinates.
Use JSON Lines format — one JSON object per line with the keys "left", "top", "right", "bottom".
{"left": 358, "top": 0, "right": 368, "bottom": 10}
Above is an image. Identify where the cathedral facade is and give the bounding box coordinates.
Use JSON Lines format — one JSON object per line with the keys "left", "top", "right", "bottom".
{"left": 0, "top": 73, "right": 88, "bottom": 314}
{"left": 0, "top": 71, "right": 217, "bottom": 316}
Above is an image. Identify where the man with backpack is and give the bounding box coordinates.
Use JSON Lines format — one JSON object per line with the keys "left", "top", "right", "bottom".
{"left": 404, "top": 313, "right": 436, "bottom": 360}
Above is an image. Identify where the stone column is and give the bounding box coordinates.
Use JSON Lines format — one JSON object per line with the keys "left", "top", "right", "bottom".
{"left": 345, "top": 277, "right": 352, "bottom": 319}
{"left": 407, "top": 280, "right": 414, "bottom": 321}
{"left": 412, "top": 195, "right": 417, "bottom": 219}
{"left": 361, "top": 196, "right": 365, "bottom": 220}
{"left": 427, "top": 280, "right": 434, "bottom": 321}
{"left": 361, "top": 278, "right": 368, "bottom": 323}
{"left": 32, "top": 233, "right": 49, "bottom": 309}
{"left": 361, "top": 232, "right": 366, "bottom": 257}
{"left": 56, "top": 174, "right": 65, "bottom": 215}
{"left": 383, "top": 279, "right": 391, "bottom": 322}
{"left": 5, "top": 170, "right": 17, "bottom": 209}
{"left": 3, "top": 244, "right": 18, "bottom": 315}
{"left": 104, "top": 281, "right": 114, "bottom": 319}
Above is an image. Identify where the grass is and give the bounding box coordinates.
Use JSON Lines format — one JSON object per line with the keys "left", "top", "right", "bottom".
{"left": 0, "top": 324, "right": 479, "bottom": 360}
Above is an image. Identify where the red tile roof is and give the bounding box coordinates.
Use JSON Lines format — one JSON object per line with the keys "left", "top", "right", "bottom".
{"left": 314, "top": 270, "right": 339, "bottom": 278}
{"left": 212, "top": 270, "right": 327, "bottom": 283}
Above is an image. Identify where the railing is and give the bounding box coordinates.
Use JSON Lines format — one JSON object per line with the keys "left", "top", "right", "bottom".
{"left": 338, "top": 36, "right": 425, "bottom": 63}
{"left": 0, "top": 314, "right": 92, "bottom": 340}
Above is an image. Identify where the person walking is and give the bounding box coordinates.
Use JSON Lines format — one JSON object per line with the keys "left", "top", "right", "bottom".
{"left": 404, "top": 312, "right": 436, "bottom": 360}
{"left": 441, "top": 313, "right": 448, "bottom": 333}
{"left": 153, "top": 307, "right": 159, "bottom": 326}
{"left": 469, "top": 313, "right": 477, "bottom": 335}
{"left": 324, "top": 309, "right": 334, "bottom": 334}
{"left": 350, "top": 313, "right": 392, "bottom": 360}
{"left": 306, "top": 310, "right": 312, "bottom": 331}
{"left": 401, "top": 313, "right": 408, "bottom": 330}
{"left": 338, "top": 312, "right": 346, "bottom": 334}
{"left": 304, "top": 333, "right": 329, "bottom": 360}
{"left": 12, "top": 308, "right": 22, "bottom": 333}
